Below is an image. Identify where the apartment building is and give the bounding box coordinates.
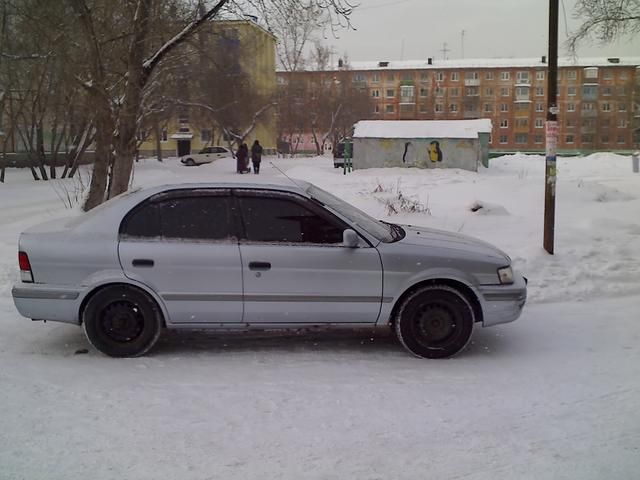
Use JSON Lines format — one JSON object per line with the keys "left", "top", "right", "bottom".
{"left": 277, "top": 57, "right": 640, "bottom": 153}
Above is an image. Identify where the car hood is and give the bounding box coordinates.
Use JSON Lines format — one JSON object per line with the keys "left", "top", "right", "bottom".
{"left": 396, "top": 224, "right": 510, "bottom": 263}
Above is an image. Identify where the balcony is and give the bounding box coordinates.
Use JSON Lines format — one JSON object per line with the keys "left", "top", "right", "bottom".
{"left": 581, "top": 109, "right": 598, "bottom": 117}
{"left": 463, "top": 111, "right": 480, "bottom": 119}
{"left": 515, "top": 95, "right": 531, "bottom": 103}
{"left": 464, "top": 79, "right": 480, "bottom": 87}
{"left": 400, "top": 96, "right": 416, "bottom": 104}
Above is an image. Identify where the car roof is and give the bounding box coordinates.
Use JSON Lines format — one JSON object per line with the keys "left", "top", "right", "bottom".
{"left": 135, "top": 180, "right": 313, "bottom": 198}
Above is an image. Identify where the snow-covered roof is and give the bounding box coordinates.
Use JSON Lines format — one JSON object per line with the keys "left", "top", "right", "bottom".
{"left": 282, "top": 57, "right": 640, "bottom": 73}
{"left": 353, "top": 120, "right": 492, "bottom": 140}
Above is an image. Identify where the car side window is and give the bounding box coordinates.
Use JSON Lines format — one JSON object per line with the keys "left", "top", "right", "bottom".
{"left": 238, "top": 194, "right": 345, "bottom": 244}
{"left": 213, "top": 147, "right": 226, "bottom": 154}
{"left": 121, "top": 194, "right": 235, "bottom": 241}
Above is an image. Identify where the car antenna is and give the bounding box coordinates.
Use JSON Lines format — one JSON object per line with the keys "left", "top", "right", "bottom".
{"left": 269, "top": 161, "right": 305, "bottom": 189}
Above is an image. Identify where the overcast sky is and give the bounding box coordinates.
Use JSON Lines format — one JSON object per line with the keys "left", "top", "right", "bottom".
{"left": 322, "top": 0, "right": 640, "bottom": 62}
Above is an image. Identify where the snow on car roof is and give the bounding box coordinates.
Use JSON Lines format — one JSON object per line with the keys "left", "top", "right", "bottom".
{"left": 353, "top": 119, "right": 492, "bottom": 139}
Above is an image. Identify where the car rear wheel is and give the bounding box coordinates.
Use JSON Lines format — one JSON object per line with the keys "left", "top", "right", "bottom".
{"left": 82, "top": 285, "right": 163, "bottom": 358}
{"left": 185, "top": 158, "right": 196, "bottom": 166}
{"left": 395, "top": 285, "right": 474, "bottom": 359}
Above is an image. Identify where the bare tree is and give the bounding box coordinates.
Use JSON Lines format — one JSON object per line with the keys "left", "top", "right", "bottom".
{"left": 569, "top": 0, "right": 640, "bottom": 51}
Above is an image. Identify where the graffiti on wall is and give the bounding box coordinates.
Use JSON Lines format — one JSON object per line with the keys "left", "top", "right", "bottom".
{"left": 428, "top": 140, "right": 443, "bottom": 163}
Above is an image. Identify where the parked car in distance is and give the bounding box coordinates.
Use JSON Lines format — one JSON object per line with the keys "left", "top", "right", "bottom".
{"left": 180, "top": 146, "right": 232, "bottom": 166}
{"left": 333, "top": 139, "right": 353, "bottom": 168}
{"left": 12, "top": 181, "right": 527, "bottom": 359}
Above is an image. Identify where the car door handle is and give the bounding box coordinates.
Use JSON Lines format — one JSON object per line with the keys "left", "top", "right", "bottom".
{"left": 248, "top": 261, "right": 271, "bottom": 271}
{"left": 132, "top": 259, "right": 154, "bottom": 267}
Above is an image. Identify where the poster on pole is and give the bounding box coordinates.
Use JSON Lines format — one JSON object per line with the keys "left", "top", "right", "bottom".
{"left": 545, "top": 120, "right": 558, "bottom": 158}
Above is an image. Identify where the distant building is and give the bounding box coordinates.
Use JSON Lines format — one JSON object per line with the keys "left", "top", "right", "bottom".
{"left": 277, "top": 56, "right": 640, "bottom": 154}
{"left": 139, "top": 19, "right": 277, "bottom": 158}
{"left": 353, "top": 119, "right": 491, "bottom": 171}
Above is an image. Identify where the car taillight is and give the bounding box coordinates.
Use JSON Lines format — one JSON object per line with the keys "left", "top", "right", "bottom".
{"left": 18, "top": 251, "right": 33, "bottom": 283}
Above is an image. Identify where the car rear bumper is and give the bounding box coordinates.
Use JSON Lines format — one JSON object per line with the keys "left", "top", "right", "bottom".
{"left": 12, "top": 284, "right": 82, "bottom": 324}
{"left": 478, "top": 272, "right": 527, "bottom": 327}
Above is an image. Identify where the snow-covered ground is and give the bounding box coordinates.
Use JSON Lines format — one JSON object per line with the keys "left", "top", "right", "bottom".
{"left": 1, "top": 154, "right": 639, "bottom": 479}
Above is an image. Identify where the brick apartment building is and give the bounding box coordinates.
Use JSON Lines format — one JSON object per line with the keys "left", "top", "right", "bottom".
{"left": 277, "top": 56, "right": 640, "bottom": 153}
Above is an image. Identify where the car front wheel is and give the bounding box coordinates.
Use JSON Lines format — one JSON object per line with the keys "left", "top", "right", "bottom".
{"left": 395, "top": 285, "right": 474, "bottom": 359}
{"left": 184, "top": 158, "right": 196, "bottom": 166}
{"left": 82, "top": 285, "right": 163, "bottom": 358}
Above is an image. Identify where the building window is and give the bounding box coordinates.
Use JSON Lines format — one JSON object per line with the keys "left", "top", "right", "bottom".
{"left": 161, "top": 128, "right": 168, "bottom": 142}
{"left": 420, "top": 72, "right": 429, "bottom": 82}
{"left": 178, "top": 113, "right": 189, "bottom": 124}
{"left": 500, "top": 87, "right": 510, "bottom": 97}
{"left": 618, "top": 103, "right": 628, "bottom": 112}
{"left": 515, "top": 103, "right": 529, "bottom": 112}
{"left": 535, "top": 118, "right": 544, "bottom": 128}
{"left": 435, "top": 103, "right": 444, "bottom": 113}
{"left": 485, "top": 71, "right": 494, "bottom": 80}
{"left": 536, "top": 86, "right": 544, "bottom": 96}
{"left": 582, "top": 102, "right": 595, "bottom": 111}
{"left": 566, "top": 118, "right": 576, "bottom": 128}
{"left": 500, "top": 71, "right": 510, "bottom": 81}
{"left": 603, "top": 70, "right": 613, "bottom": 80}
{"left": 601, "top": 103, "right": 611, "bottom": 112}
{"left": 374, "top": 104, "right": 380, "bottom": 114}
{"left": 400, "top": 85, "right": 415, "bottom": 99}
{"left": 485, "top": 87, "right": 494, "bottom": 96}
{"left": 535, "top": 134, "right": 543, "bottom": 144}
{"left": 465, "top": 71, "right": 479, "bottom": 80}
{"left": 499, "top": 134, "right": 508, "bottom": 144}
{"left": 582, "top": 119, "right": 596, "bottom": 128}
{"left": 581, "top": 134, "right": 594, "bottom": 143}
{"left": 449, "top": 103, "right": 459, "bottom": 112}
{"left": 535, "top": 102, "right": 544, "bottom": 112}
{"left": 435, "top": 86, "right": 444, "bottom": 97}
{"left": 620, "top": 71, "right": 628, "bottom": 80}
{"left": 582, "top": 85, "right": 597, "bottom": 97}
{"left": 516, "top": 71, "right": 530, "bottom": 83}
{"left": 584, "top": 67, "right": 598, "bottom": 79}
{"left": 567, "top": 86, "right": 577, "bottom": 96}
{"left": 419, "top": 88, "right": 428, "bottom": 97}
{"left": 484, "top": 103, "right": 493, "bottom": 113}
{"left": 466, "top": 86, "right": 479, "bottom": 96}
{"left": 515, "top": 134, "right": 528, "bottom": 144}
{"left": 567, "top": 103, "right": 575, "bottom": 112}
{"left": 451, "top": 72, "right": 459, "bottom": 81}
{"left": 420, "top": 104, "right": 428, "bottom": 113}
{"left": 565, "top": 134, "right": 574, "bottom": 144}
{"left": 617, "top": 134, "right": 626, "bottom": 144}
{"left": 515, "top": 118, "right": 529, "bottom": 128}
{"left": 450, "top": 87, "right": 459, "bottom": 97}
{"left": 536, "top": 71, "right": 545, "bottom": 81}
{"left": 200, "top": 129, "right": 212, "bottom": 142}
{"left": 371, "top": 89, "right": 380, "bottom": 97}
{"left": 601, "top": 134, "right": 609, "bottom": 144}
{"left": 402, "top": 72, "right": 413, "bottom": 81}
{"left": 178, "top": 126, "right": 190, "bottom": 133}
{"left": 567, "top": 70, "right": 577, "bottom": 80}
{"left": 617, "top": 118, "right": 627, "bottom": 128}
{"left": 602, "top": 86, "right": 612, "bottom": 96}
{"left": 386, "top": 89, "right": 395, "bottom": 97}
{"left": 618, "top": 86, "right": 628, "bottom": 96}
{"left": 385, "top": 104, "right": 394, "bottom": 113}
{"left": 500, "top": 103, "right": 508, "bottom": 112}
{"left": 500, "top": 119, "right": 508, "bottom": 128}
{"left": 399, "top": 104, "right": 413, "bottom": 113}
{"left": 353, "top": 73, "right": 365, "bottom": 82}
{"left": 386, "top": 73, "right": 395, "bottom": 82}
{"left": 436, "top": 72, "right": 444, "bottom": 81}
{"left": 372, "top": 73, "right": 380, "bottom": 83}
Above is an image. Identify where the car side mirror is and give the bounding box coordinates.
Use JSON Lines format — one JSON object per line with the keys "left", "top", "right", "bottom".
{"left": 343, "top": 229, "right": 360, "bottom": 248}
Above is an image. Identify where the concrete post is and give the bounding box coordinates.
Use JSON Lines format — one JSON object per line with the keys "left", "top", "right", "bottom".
{"left": 632, "top": 152, "right": 639, "bottom": 173}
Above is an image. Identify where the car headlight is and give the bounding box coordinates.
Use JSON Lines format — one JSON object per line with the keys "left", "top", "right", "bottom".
{"left": 498, "top": 266, "right": 514, "bottom": 285}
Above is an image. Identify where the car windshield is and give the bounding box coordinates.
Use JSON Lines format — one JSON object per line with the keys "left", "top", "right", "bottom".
{"left": 306, "top": 184, "right": 400, "bottom": 243}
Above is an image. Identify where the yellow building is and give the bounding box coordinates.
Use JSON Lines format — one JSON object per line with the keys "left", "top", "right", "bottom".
{"left": 139, "top": 19, "right": 277, "bottom": 158}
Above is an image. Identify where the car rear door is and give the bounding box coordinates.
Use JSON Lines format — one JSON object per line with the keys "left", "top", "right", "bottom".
{"left": 118, "top": 189, "right": 243, "bottom": 324}
{"left": 235, "top": 189, "right": 383, "bottom": 325}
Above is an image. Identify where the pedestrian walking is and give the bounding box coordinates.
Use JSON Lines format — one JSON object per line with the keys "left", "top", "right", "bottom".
{"left": 236, "top": 143, "right": 249, "bottom": 173}
{"left": 251, "top": 139, "right": 263, "bottom": 174}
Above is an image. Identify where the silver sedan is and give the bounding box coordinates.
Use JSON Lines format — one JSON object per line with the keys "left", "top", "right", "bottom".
{"left": 12, "top": 181, "right": 527, "bottom": 358}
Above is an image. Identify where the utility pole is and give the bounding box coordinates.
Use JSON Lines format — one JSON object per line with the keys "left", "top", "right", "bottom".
{"left": 440, "top": 42, "right": 450, "bottom": 60}
{"left": 544, "top": 0, "right": 559, "bottom": 254}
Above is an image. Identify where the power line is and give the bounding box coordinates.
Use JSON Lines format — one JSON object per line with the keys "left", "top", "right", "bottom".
{"left": 357, "top": 0, "right": 417, "bottom": 11}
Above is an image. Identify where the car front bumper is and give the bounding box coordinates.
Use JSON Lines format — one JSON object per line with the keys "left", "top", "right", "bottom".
{"left": 478, "top": 272, "right": 527, "bottom": 327}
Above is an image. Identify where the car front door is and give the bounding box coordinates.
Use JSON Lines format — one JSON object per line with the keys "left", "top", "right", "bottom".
{"left": 118, "top": 189, "right": 243, "bottom": 324}
{"left": 235, "top": 189, "right": 383, "bottom": 325}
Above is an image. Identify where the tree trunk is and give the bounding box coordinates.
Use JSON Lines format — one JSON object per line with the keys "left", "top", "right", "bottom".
{"left": 154, "top": 120, "right": 163, "bottom": 162}
{"left": 36, "top": 121, "right": 48, "bottom": 180}
{"left": 84, "top": 105, "right": 113, "bottom": 210}
{"left": 108, "top": 0, "right": 152, "bottom": 198}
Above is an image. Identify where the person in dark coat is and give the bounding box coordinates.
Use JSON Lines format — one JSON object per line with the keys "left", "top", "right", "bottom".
{"left": 251, "top": 139, "right": 263, "bottom": 174}
{"left": 236, "top": 143, "right": 249, "bottom": 173}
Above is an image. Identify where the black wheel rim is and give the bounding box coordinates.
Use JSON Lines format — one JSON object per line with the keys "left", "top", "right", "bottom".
{"left": 412, "top": 302, "right": 461, "bottom": 348}
{"left": 99, "top": 300, "right": 145, "bottom": 343}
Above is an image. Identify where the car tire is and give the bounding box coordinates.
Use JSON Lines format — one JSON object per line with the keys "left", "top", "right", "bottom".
{"left": 82, "top": 285, "right": 163, "bottom": 358}
{"left": 185, "top": 158, "right": 196, "bottom": 166}
{"left": 395, "top": 285, "right": 474, "bottom": 359}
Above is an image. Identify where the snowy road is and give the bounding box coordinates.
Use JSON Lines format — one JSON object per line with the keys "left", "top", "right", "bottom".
{"left": 1, "top": 154, "right": 639, "bottom": 478}
{"left": 1, "top": 298, "right": 639, "bottom": 479}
